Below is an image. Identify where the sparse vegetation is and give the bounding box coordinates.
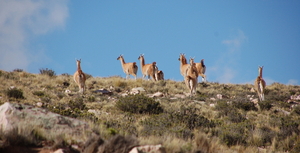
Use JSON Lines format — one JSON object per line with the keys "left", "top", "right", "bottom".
{"left": 0, "top": 70, "right": 299, "bottom": 152}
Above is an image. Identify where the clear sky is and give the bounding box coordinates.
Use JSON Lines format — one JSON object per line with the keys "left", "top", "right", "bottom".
{"left": 1, "top": 0, "right": 299, "bottom": 85}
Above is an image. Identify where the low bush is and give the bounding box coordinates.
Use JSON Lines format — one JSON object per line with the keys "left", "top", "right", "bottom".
{"left": 278, "top": 116, "right": 299, "bottom": 139}
{"left": 217, "top": 122, "right": 250, "bottom": 146}
{"left": 215, "top": 100, "right": 232, "bottom": 116}
{"left": 232, "top": 98, "right": 257, "bottom": 111}
{"left": 226, "top": 108, "right": 246, "bottom": 123}
{"left": 5, "top": 88, "right": 25, "bottom": 99}
{"left": 259, "top": 100, "right": 273, "bottom": 111}
{"left": 68, "top": 97, "right": 85, "bottom": 110}
{"left": 116, "top": 94, "right": 163, "bottom": 114}
{"left": 13, "top": 68, "right": 24, "bottom": 72}
{"left": 39, "top": 68, "right": 56, "bottom": 77}
{"left": 292, "top": 105, "right": 300, "bottom": 115}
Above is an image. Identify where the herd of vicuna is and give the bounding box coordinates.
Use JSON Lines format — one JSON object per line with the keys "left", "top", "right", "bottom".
{"left": 73, "top": 54, "right": 265, "bottom": 101}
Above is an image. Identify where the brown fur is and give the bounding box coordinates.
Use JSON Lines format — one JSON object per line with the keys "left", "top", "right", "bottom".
{"left": 73, "top": 59, "right": 86, "bottom": 93}
{"left": 117, "top": 55, "right": 138, "bottom": 80}
{"left": 178, "top": 53, "right": 189, "bottom": 77}
{"left": 254, "top": 66, "right": 266, "bottom": 101}
{"left": 138, "top": 55, "right": 157, "bottom": 81}
{"left": 184, "top": 60, "right": 198, "bottom": 96}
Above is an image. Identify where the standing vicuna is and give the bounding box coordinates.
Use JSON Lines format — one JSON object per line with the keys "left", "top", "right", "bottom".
{"left": 194, "top": 59, "right": 206, "bottom": 82}
{"left": 185, "top": 59, "right": 198, "bottom": 96}
{"left": 73, "top": 59, "right": 86, "bottom": 93}
{"left": 117, "top": 55, "right": 138, "bottom": 80}
{"left": 254, "top": 66, "right": 266, "bottom": 102}
{"left": 138, "top": 54, "right": 158, "bottom": 81}
{"left": 178, "top": 53, "right": 189, "bottom": 77}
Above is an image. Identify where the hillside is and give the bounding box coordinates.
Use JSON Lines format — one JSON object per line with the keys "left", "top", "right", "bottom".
{"left": 0, "top": 69, "right": 299, "bottom": 153}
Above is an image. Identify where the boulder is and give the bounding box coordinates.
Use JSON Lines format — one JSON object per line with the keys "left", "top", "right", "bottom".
{"left": 131, "top": 87, "right": 145, "bottom": 93}
{"left": 0, "top": 102, "right": 90, "bottom": 136}
{"left": 149, "top": 92, "right": 164, "bottom": 98}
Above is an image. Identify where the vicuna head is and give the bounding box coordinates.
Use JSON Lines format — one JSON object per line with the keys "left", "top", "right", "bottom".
{"left": 178, "top": 53, "right": 187, "bottom": 64}
{"left": 258, "top": 66, "right": 264, "bottom": 77}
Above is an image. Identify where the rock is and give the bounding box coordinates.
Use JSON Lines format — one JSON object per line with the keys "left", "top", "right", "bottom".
{"left": 216, "top": 94, "right": 222, "bottom": 99}
{"left": 217, "top": 94, "right": 229, "bottom": 99}
{"left": 291, "top": 95, "right": 300, "bottom": 101}
{"left": 210, "top": 97, "right": 216, "bottom": 101}
{"left": 278, "top": 109, "right": 291, "bottom": 116}
{"left": 121, "top": 93, "right": 128, "bottom": 97}
{"left": 0, "top": 102, "right": 90, "bottom": 136}
{"left": 36, "top": 102, "right": 43, "bottom": 107}
{"left": 209, "top": 104, "right": 215, "bottom": 107}
{"left": 251, "top": 98, "right": 259, "bottom": 105}
{"left": 65, "top": 89, "right": 71, "bottom": 93}
{"left": 174, "top": 94, "right": 186, "bottom": 99}
{"left": 131, "top": 87, "right": 145, "bottom": 93}
{"left": 150, "top": 92, "right": 164, "bottom": 98}
{"left": 247, "top": 95, "right": 254, "bottom": 98}
{"left": 129, "top": 144, "right": 166, "bottom": 153}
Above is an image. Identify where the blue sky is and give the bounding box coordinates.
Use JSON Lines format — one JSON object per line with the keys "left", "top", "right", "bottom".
{"left": 1, "top": 0, "right": 299, "bottom": 85}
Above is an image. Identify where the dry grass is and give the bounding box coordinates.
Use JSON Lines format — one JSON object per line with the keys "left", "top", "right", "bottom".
{"left": 0, "top": 70, "right": 300, "bottom": 152}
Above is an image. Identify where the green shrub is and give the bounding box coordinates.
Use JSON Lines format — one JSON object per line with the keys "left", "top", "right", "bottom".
{"left": 259, "top": 126, "right": 276, "bottom": 145}
{"left": 140, "top": 113, "right": 173, "bottom": 137}
{"left": 88, "top": 96, "right": 95, "bottom": 102}
{"left": 69, "top": 97, "right": 86, "bottom": 110}
{"left": 114, "top": 80, "right": 127, "bottom": 89}
{"left": 259, "top": 100, "right": 273, "bottom": 111}
{"left": 278, "top": 117, "right": 299, "bottom": 139}
{"left": 226, "top": 108, "right": 246, "bottom": 123}
{"left": 218, "top": 122, "right": 249, "bottom": 146}
{"left": 6, "top": 88, "right": 25, "bottom": 99}
{"left": 232, "top": 98, "right": 257, "bottom": 111}
{"left": 116, "top": 94, "right": 163, "bottom": 114}
{"left": 39, "top": 68, "right": 56, "bottom": 77}
{"left": 292, "top": 105, "right": 300, "bottom": 115}
{"left": 140, "top": 106, "right": 214, "bottom": 139}
{"left": 171, "top": 106, "right": 215, "bottom": 130}
{"left": 215, "top": 100, "right": 232, "bottom": 116}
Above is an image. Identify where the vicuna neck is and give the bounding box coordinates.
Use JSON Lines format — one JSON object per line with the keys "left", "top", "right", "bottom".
{"left": 119, "top": 57, "right": 126, "bottom": 65}
{"left": 180, "top": 56, "right": 187, "bottom": 65}
{"left": 77, "top": 62, "right": 81, "bottom": 71}
{"left": 140, "top": 57, "right": 145, "bottom": 66}
{"left": 259, "top": 68, "right": 263, "bottom": 77}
